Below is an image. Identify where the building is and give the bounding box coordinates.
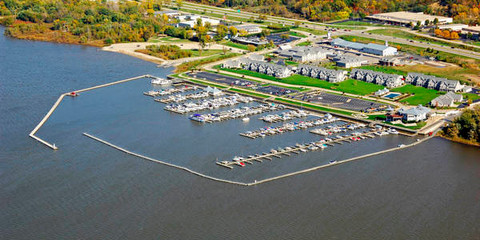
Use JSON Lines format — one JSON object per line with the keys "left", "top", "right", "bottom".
{"left": 375, "top": 88, "right": 390, "bottom": 96}
{"left": 398, "top": 105, "right": 431, "bottom": 122}
{"left": 176, "top": 16, "right": 220, "bottom": 28}
{"left": 430, "top": 92, "right": 463, "bottom": 107}
{"left": 462, "top": 26, "right": 480, "bottom": 34}
{"left": 332, "top": 55, "right": 368, "bottom": 68}
{"left": 231, "top": 36, "right": 268, "bottom": 46}
{"left": 222, "top": 59, "right": 242, "bottom": 69}
{"left": 154, "top": 10, "right": 181, "bottom": 18}
{"left": 248, "top": 54, "right": 264, "bottom": 61}
{"left": 437, "top": 24, "right": 468, "bottom": 31}
{"left": 296, "top": 64, "right": 348, "bottom": 83}
{"left": 276, "top": 46, "right": 332, "bottom": 62}
{"left": 242, "top": 59, "right": 293, "bottom": 78}
{"left": 234, "top": 25, "right": 261, "bottom": 34}
{"left": 379, "top": 57, "right": 401, "bottom": 66}
{"left": 405, "top": 73, "right": 464, "bottom": 92}
{"left": 362, "top": 43, "right": 397, "bottom": 56}
{"left": 367, "top": 11, "right": 453, "bottom": 26}
{"left": 350, "top": 69, "right": 404, "bottom": 88}
{"left": 330, "top": 38, "right": 397, "bottom": 56}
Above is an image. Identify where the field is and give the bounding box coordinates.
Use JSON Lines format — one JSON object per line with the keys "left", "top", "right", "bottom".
{"left": 189, "top": 49, "right": 224, "bottom": 57}
{"left": 148, "top": 36, "right": 192, "bottom": 43}
{"left": 289, "top": 31, "right": 307, "bottom": 38}
{"left": 280, "top": 75, "right": 383, "bottom": 95}
{"left": 358, "top": 65, "right": 407, "bottom": 76}
{"left": 175, "top": 53, "right": 240, "bottom": 72}
{"left": 294, "top": 27, "right": 327, "bottom": 36}
{"left": 222, "top": 41, "right": 249, "bottom": 50}
{"left": 392, "top": 85, "right": 443, "bottom": 105}
{"left": 296, "top": 41, "right": 311, "bottom": 46}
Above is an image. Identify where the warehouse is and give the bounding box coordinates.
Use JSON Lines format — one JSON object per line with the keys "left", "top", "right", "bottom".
{"left": 367, "top": 12, "right": 453, "bottom": 26}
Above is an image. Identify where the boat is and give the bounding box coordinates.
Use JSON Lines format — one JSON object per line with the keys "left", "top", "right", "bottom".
{"left": 242, "top": 117, "right": 250, "bottom": 122}
{"left": 329, "top": 160, "right": 337, "bottom": 164}
{"left": 151, "top": 77, "right": 172, "bottom": 85}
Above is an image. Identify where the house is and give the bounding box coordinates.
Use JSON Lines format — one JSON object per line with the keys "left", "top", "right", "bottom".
{"left": 222, "top": 59, "right": 242, "bottom": 69}
{"left": 350, "top": 69, "right": 403, "bottom": 88}
{"left": 430, "top": 92, "right": 463, "bottom": 107}
{"left": 296, "top": 64, "right": 348, "bottom": 83}
{"left": 332, "top": 55, "right": 368, "bottom": 68}
{"left": 154, "top": 10, "right": 181, "bottom": 18}
{"left": 406, "top": 73, "right": 463, "bottom": 92}
{"left": 241, "top": 59, "right": 293, "bottom": 78}
{"left": 397, "top": 105, "right": 431, "bottom": 122}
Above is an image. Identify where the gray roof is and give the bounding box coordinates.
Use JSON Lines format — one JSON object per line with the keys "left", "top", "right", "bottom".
{"left": 398, "top": 105, "right": 431, "bottom": 116}
{"left": 364, "top": 43, "right": 390, "bottom": 51}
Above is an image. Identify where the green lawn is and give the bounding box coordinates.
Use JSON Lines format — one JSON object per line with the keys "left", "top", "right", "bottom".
{"left": 289, "top": 31, "right": 307, "bottom": 38}
{"left": 222, "top": 41, "right": 249, "bottom": 50}
{"left": 274, "top": 98, "right": 354, "bottom": 116}
{"left": 284, "top": 60, "right": 299, "bottom": 66}
{"left": 189, "top": 49, "right": 224, "bottom": 57}
{"left": 280, "top": 75, "right": 383, "bottom": 95}
{"left": 392, "top": 85, "right": 444, "bottom": 105}
{"left": 358, "top": 65, "right": 407, "bottom": 76}
{"left": 176, "top": 53, "right": 240, "bottom": 72}
{"left": 296, "top": 41, "right": 312, "bottom": 46}
{"left": 463, "top": 93, "right": 480, "bottom": 101}
{"left": 295, "top": 27, "right": 327, "bottom": 36}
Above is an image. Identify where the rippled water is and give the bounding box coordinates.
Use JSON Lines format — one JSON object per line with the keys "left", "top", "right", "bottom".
{"left": 1, "top": 26, "right": 479, "bottom": 239}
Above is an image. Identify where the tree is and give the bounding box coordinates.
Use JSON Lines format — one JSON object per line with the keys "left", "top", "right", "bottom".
{"left": 238, "top": 29, "right": 248, "bottom": 37}
{"left": 228, "top": 26, "right": 237, "bottom": 36}
{"left": 434, "top": 28, "right": 443, "bottom": 37}
{"left": 425, "top": 19, "right": 430, "bottom": 26}
{"left": 294, "top": 21, "right": 300, "bottom": 27}
{"left": 280, "top": 33, "right": 289, "bottom": 40}
{"left": 433, "top": 18, "right": 439, "bottom": 25}
{"left": 175, "top": 0, "right": 182, "bottom": 9}
{"left": 247, "top": 44, "right": 256, "bottom": 52}
{"left": 260, "top": 29, "right": 270, "bottom": 38}
{"left": 450, "top": 31, "right": 460, "bottom": 40}
{"left": 215, "top": 24, "right": 228, "bottom": 41}
{"left": 442, "top": 29, "right": 451, "bottom": 39}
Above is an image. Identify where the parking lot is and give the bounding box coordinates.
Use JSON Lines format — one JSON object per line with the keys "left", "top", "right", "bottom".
{"left": 186, "top": 72, "right": 259, "bottom": 87}
{"left": 255, "top": 85, "right": 298, "bottom": 96}
{"left": 267, "top": 33, "right": 300, "bottom": 45}
{"left": 294, "top": 91, "right": 391, "bottom": 112}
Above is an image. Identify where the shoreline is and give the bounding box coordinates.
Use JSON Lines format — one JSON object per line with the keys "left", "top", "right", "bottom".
{"left": 437, "top": 134, "right": 480, "bottom": 147}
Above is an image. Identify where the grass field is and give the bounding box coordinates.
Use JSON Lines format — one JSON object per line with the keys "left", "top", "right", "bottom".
{"left": 176, "top": 53, "right": 239, "bottom": 72}
{"left": 289, "top": 31, "right": 307, "bottom": 38}
{"left": 296, "top": 41, "right": 311, "bottom": 46}
{"left": 358, "top": 65, "right": 407, "bottom": 76}
{"left": 294, "top": 27, "right": 327, "bottom": 36}
{"left": 222, "top": 41, "right": 249, "bottom": 50}
{"left": 189, "top": 49, "right": 224, "bottom": 57}
{"left": 392, "top": 85, "right": 444, "bottom": 105}
{"left": 463, "top": 93, "right": 480, "bottom": 101}
{"left": 274, "top": 98, "right": 354, "bottom": 116}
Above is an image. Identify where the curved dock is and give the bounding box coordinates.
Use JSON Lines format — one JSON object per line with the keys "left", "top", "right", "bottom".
{"left": 82, "top": 132, "right": 434, "bottom": 186}
{"left": 29, "top": 75, "right": 150, "bottom": 150}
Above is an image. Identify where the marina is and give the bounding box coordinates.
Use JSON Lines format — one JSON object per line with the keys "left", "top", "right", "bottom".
{"left": 240, "top": 114, "right": 339, "bottom": 139}
{"left": 259, "top": 110, "right": 309, "bottom": 123}
{"left": 189, "top": 104, "right": 284, "bottom": 123}
{"left": 143, "top": 85, "right": 196, "bottom": 97}
{"left": 164, "top": 94, "right": 254, "bottom": 114}
{"left": 217, "top": 127, "right": 400, "bottom": 169}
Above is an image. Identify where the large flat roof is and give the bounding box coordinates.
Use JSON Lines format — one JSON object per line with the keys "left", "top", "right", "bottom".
{"left": 367, "top": 11, "right": 452, "bottom": 24}
{"left": 463, "top": 26, "right": 480, "bottom": 33}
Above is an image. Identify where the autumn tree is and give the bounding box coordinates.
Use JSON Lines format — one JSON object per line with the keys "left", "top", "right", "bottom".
{"left": 247, "top": 44, "right": 256, "bottom": 52}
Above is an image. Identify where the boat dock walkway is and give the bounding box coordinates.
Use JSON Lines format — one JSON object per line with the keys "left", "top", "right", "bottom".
{"left": 217, "top": 129, "right": 380, "bottom": 169}
{"left": 30, "top": 75, "right": 150, "bottom": 150}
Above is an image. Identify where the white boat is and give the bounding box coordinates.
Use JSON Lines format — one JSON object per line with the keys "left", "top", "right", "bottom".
{"left": 242, "top": 117, "right": 250, "bottom": 122}
{"left": 151, "top": 77, "right": 172, "bottom": 85}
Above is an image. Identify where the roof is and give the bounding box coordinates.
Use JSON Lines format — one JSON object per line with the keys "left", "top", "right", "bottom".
{"left": 398, "top": 105, "right": 431, "bottom": 116}
{"left": 364, "top": 43, "right": 396, "bottom": 52}
{"left": 367, "top": 11, "right": 452, "bottom": 24}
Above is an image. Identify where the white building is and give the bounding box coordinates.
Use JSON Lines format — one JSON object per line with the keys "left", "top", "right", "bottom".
{"left": 430, "top": 92, "right": 463, "bottom": 107}
{"left": 437, "top": 24, "right": 468, "bottom": 31}
{"left": 235, "top": 25, "right": 261, "bottom": 34}
{"left": 277, "top": 46, "right": 332, "bottom": 62}
{"left": 362, "top": 43, "right": 397, "bottom": 56}
{"left": 333, "top": 55, "right": 368, "bottom": 68}
{"left": 398, "top": 105, "right": 431, "bottom": 122}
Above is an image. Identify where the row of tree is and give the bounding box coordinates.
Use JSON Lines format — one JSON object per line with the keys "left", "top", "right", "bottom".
{"left": 442, "top": 106, "right": 480, "bottom": 144}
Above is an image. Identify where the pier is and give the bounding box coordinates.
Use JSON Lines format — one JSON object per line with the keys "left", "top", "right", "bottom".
{"left": 217, "top": 128, "right": 381, "bottom": 169}
{"left": 30, "top": 75, "right": 150, "bottom": 150}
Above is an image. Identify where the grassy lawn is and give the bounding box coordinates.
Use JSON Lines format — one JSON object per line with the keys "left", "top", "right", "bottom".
{"left": 335, "top": 79, "right": 384, "bottom": 95}
{"left": 274, "top": 98, "right": 354, "bottom": 116}
{"left": 463, "top": 93, "right": 480, "bottom": 101}
{"left": 284, "top": 60, "right": 299, "bottom": 66}
{"left": 289, "top": 31, "right": 307, "bottom": 38}
{"left": 386, "top": 121, "right": 426, "bottom": 130}
{"left": 392, "top": 85, "right": 444, "bottom": 105}
{"left": 189, "top": 49, "right": 224, "bottom": 57}
{"left": 295, "top": 27, "right": 327, "bottom": 36}
{"left": 176, "top": 53, "right": 240, "bottom": 72}
{"left": 296, "top": 41, "right": 311, "bottom": 46}
{"left": 358, "top": 65, "right": 407, "bottom": 76}
{"left": 222, "top": 41, "right": 249, "bottom": 50}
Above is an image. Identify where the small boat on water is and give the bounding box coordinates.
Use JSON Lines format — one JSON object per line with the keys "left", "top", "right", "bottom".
{"left": 151, "top": 77, "right": 172, "bottom": 85}
{"left": 329, "top": 160, "right": 337, "bottom": 164}
{"left": 242, "top": 117, "right": 250, "bottom": 122}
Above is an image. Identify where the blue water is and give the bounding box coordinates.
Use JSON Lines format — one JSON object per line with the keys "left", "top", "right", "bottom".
{"left": 1, "top": 26, "right": 480, "bottom": 239}
{"left": 384, "top": 92, "right": 401, "bottom": 99}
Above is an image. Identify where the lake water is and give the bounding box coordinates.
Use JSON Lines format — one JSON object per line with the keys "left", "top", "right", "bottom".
{"left": 1, "top": 26, "right": 479, "bottom": 239}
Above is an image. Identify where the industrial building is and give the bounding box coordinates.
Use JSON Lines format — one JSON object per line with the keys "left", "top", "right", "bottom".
{"left": 330, "top": 38, "right": 397, "bottom": 56}
{"left": 234, "top": 25, "right": 262, "bottom": 34}
{"left": 275, "top": 46, "right": 332, "bottom": 62}
{"left": 332, "top": 55, "right": 368, "bottom": 68}
{"left": 367, "top": 12, "right": 453, "bottom": 26}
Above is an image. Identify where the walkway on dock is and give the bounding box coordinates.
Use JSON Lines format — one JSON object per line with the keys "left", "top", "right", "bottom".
{"left": 82, "top": 132, "right": 434, "bottom": 186}
{"left": 29, "top": 75, "right": 150, "bottom": 150}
